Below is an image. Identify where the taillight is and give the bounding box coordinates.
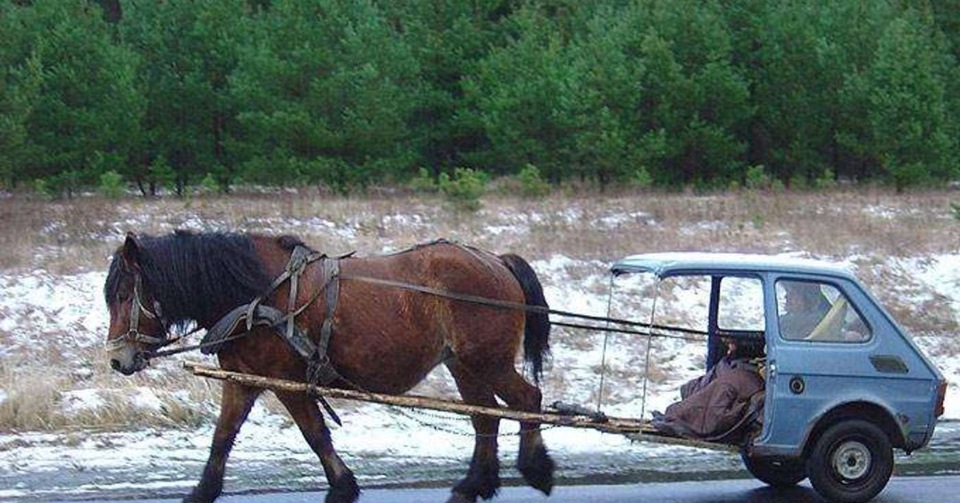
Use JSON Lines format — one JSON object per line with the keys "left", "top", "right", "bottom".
{"left": 936, "top": 379, "right": 948, "bottom": 417}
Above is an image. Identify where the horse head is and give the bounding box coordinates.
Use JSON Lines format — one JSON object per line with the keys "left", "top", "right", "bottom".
{"left": 104, "top": 232, "right": 169, "bottom": 375}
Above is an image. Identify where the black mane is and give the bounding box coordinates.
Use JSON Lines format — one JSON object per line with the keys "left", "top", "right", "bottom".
{"left": 105, "top": 231, "right": 272, "bottom": 327}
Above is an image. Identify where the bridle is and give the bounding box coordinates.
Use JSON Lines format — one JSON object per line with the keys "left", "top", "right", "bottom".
{"left": 105, "top": 274, "right": 169, "bottom": 353}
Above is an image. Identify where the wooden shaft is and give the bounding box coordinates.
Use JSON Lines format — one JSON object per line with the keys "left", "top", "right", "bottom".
{"left": 183, "top": 362, "right": 653, "bottom": 435}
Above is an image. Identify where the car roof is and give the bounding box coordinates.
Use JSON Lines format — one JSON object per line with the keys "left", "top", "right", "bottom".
{"left": 610, "top": 252, "right": 856, "bottom": 279}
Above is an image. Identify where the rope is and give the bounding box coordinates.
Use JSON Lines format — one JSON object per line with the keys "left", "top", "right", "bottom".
{"left": 340, "top": 273, "right": 708, "bottom": 340}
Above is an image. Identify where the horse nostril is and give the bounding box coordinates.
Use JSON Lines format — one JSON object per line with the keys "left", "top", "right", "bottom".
{"left": 110, "top": 359, "right": 122, "bottom": 371}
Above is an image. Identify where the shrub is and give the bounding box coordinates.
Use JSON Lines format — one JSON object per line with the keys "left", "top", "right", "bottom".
{"left": 789, "top": 173, "right": 809, "bottom": 191}
{"left": 33, "top": 178, "right": 53, "bottom": 198}
{"left": 438, "top": 167, "right": 486, "bottom": 212}
{"left": 745, "top": 165, "right": 772, "bottom": 190}
{"left": 518, "top": 164, "right": 551, "bottom": 197}
{"left": 199, "top": 173, "right": 220, "bottom": 194}
{"left": 98, "top": 170, "right": 125, "bottom": 199}
{"left": 815, "top": 168, "right": 837, "bottom": 189}
{"left": 630, "top": 166, "right": 654, "bottom": 189}
{"left": 409, "top": 167, "right": 438, "bottom": 193}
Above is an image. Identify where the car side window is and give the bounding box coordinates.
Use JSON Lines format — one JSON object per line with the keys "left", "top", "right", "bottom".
{"left": 718, "top": 276, "right": 764, "bottom": 332}
{"left": 776, "top": 279, "right": 871, "bottom": 342}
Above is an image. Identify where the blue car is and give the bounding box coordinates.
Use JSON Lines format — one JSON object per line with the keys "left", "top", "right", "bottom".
{"left": 611, "top": 253, "right": 948, "bottom": 503}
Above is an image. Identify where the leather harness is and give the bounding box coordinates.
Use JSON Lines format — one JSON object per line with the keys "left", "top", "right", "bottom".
{"left": 201, "top": 245, "right": 348, "bottom": 417}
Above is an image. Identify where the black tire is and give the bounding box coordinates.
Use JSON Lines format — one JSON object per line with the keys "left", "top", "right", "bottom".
{"left": 741, "top": 451, "right": 807, "bottom": 487}
{"left": 806, "top": 420, "right": 894, "bottom": 503}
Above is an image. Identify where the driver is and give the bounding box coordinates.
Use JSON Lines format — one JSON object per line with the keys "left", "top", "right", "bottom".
{"left": 779, "top": 281, "right": 831, "bottom": 340}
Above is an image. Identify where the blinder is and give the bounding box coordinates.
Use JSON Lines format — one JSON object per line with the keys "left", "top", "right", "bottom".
{"left": 105, "top": 274, "right": 169, "bottom": 353}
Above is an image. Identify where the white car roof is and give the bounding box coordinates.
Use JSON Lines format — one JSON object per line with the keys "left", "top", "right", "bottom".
{"left": 611, "top": 252, "right": 855, "bottom": 279}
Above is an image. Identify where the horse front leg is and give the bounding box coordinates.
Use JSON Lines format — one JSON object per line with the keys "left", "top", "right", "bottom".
{"left": 445, "top": 360, "right": 501, "bottom": 503}
{"left": 275, "top": 390, "right": 359, "bottom": 503}
{"left": 185, "top": 381, "right": 262, "bottom": 503}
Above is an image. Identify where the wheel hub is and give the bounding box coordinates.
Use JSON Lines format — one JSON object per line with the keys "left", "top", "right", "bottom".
{"left": 833, "top": 440, "right": 871, "bottom": 480}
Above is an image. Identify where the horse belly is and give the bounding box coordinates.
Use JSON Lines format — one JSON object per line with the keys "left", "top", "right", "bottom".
{"left": 328, "top": 316, "right": 444, "bottom": 395}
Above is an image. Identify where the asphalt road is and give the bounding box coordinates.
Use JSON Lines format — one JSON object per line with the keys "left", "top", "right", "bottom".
{"left": 80, "top": 476, "right": 960, "bottom": 503}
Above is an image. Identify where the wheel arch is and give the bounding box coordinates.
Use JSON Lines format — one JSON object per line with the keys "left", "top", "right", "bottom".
{"left": 802, "top": 401, "right": 905, "bottom": 458}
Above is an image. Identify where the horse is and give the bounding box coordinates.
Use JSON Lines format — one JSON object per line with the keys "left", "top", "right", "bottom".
{"left": 103, "top": 230, "right": 554, "bottom": 503}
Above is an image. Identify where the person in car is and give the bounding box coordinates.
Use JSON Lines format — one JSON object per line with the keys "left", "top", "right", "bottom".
{"left": 651, "top": 337, "right": 765, "bottom": 441}
{"left": 779, "top": 281, "right": 832, "bottom": 340}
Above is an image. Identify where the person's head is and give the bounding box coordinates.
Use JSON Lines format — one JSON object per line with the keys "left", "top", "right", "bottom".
{"left": 784, "top": 281, "right": 823, "bottom": 311}
{"left": 721, "top": 336, "right": 764, "bottom": 359}
{"left": 722, "top": 336, "right": 737, "bottom": 356}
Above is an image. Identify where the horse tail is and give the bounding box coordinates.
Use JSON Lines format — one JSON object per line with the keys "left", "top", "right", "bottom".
{"left": 500, "top": 253, "right": 551, "bottom": 384}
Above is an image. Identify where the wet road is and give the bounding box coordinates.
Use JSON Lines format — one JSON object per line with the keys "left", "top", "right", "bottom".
{"left": 81, "top": 476, "right": 960, "bottom": 503}
{"left": 8, "top": 422, "right": 958, "bottom": 502}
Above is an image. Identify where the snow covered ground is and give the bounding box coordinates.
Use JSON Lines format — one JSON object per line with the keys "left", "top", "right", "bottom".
{"left": 0, "top": 197, "right": 959, "bottom": 500}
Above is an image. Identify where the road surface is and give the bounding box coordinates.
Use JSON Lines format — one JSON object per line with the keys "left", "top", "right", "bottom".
{"left": 77, "top": 475, "right": 960, "bottom": 503}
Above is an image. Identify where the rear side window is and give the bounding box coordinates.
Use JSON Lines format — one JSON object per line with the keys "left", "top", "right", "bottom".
{"left": 776, "top": 280, "right": 871, "bottom": 342}
{"left": 718, "top": 276, "right": 764, "bottom": 332}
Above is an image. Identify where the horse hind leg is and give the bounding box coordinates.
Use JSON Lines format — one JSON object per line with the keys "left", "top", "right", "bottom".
{"left": 445, "top": 359, "right": 502, "bottom": 503}
{"left": 490, "top": 369, "right": 555, "bottom": 495}
{"left": 274, "top": 390, "right": 359, "bottom": 503}
{"left": 185, "top": 382, "right": 261, "bottom": 503}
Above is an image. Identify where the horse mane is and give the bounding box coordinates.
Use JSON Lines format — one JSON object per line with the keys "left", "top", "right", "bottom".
{"left": 105, "top": 230, "right": 273, "bottom": 326}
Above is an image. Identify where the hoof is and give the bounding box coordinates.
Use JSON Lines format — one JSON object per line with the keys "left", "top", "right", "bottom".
{"left": 325, "top": 470, "right": 360, "bottom": 503}
{"left": 452, "top": 456, "right": 500, "bottom": 501}
{"left": 518, "top": 444, "right": 555, "bottom": 495}
{"left": 446, "top": 491, "right": 476, "bottom": 503}
{"left": 182, "top": 483, "right": 220, "bottom": 503}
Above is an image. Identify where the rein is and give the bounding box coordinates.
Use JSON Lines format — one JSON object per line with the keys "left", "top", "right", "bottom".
{"left": 339, "top": 273, "right": 708, "bottom": 341}
{"left": 149, "top": 279, "right": 327, "bottom": 359}
{"left": 113, "top": 262, "right": 705, "bottom": 362}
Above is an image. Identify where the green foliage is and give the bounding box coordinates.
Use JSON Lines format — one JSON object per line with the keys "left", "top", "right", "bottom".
{"left": 118, "top": 0, "right": 246, "bottom": 195}
{"left": 98, "top": 170, "right": 125, "bottom": 199}
{"left": 148, "top": 156, "right": 176, "bottom": 193}
{"left": 32, "top": 179, "right": 52, "bottom": 198}
{"left": 518, "top": 164, "right": 551, "bottom": 197}
{"left": 789, "top": 173, "right": 809, "bottom": 191}
{"left": 462, "top": 7, "right": 578, "bottom": 181}
{"left": 231, "top": 0, "right": 421, "bottom": 190}
{"left": 409, "top": 167, "right": 438, "bottom": 193}
{"left": 438, "top": 167, "right": 486, "bottom": 212}
{"left": 841, "top": 9, "right": 956, "bottom": 190}
{"left": 630, "top": 166, "right": 654, "bottom": 189}
{"left": 199, "top": 173, "right": 220, "bottom": 194}
{"left": 815, "top": 169, "right": 837, "bottom": 190}
{"left": 1, "top": 1, "right": 959, "bottom": 193}
{"left": 951, "top": 202, "right": 960, "bottom": 221}
{"left": 2, "top": 0, "right": 143, "bottom": 188}
{"left": 745, "top": 165, "right": 772, "bottom": 190}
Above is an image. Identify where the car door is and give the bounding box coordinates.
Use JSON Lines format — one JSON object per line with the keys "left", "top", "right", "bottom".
{"left": 759, "top": 275, "right": 879, "bottom": 453}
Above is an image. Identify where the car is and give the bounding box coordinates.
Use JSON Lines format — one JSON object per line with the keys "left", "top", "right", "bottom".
{"left": 610, "top": 252, "right": 948, "bottom": 503}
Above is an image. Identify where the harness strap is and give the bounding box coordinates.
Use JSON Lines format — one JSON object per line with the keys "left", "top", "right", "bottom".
{"left": 286, "top": 245, "right": 315, "bottom": 343}
{"left": 308, "top": 257, "right": 341, "bottom": 386}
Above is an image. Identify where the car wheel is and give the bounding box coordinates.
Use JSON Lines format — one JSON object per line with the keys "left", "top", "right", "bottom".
{"left": 806, "top": 420, "right": 893, "bottom": 503}
{"left": 740, "top": 451, "right": 806, "bottom": 487}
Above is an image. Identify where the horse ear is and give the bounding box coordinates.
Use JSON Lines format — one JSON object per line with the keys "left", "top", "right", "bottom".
{"left": 121, "top": 232, "right": 142, "bottom": 271}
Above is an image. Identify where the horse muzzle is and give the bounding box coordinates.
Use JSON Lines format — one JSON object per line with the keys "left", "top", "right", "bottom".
{"left": 108, "top": 345, "right": 149, "bottom": 375}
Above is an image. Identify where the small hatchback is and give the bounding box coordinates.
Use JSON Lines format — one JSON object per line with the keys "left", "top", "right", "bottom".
{"left": 611, "top": 253, "right": 948, "bottom": 503}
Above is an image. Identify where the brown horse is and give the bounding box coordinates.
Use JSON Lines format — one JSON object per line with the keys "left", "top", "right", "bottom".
{"left": 104, "top": 230, "right": 553, "bottom": 503}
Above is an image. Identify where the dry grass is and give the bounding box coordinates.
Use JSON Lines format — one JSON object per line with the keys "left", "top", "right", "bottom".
{"left": 1, "top": 186, "right": 958, "bottom": 431}
{"left": 2, "top": 187, "right": 958, "bottom": 272}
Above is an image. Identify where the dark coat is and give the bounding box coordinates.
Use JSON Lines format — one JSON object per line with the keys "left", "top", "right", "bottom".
{"left": 652, "top": 358, "right": 764, "bottom": 440}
